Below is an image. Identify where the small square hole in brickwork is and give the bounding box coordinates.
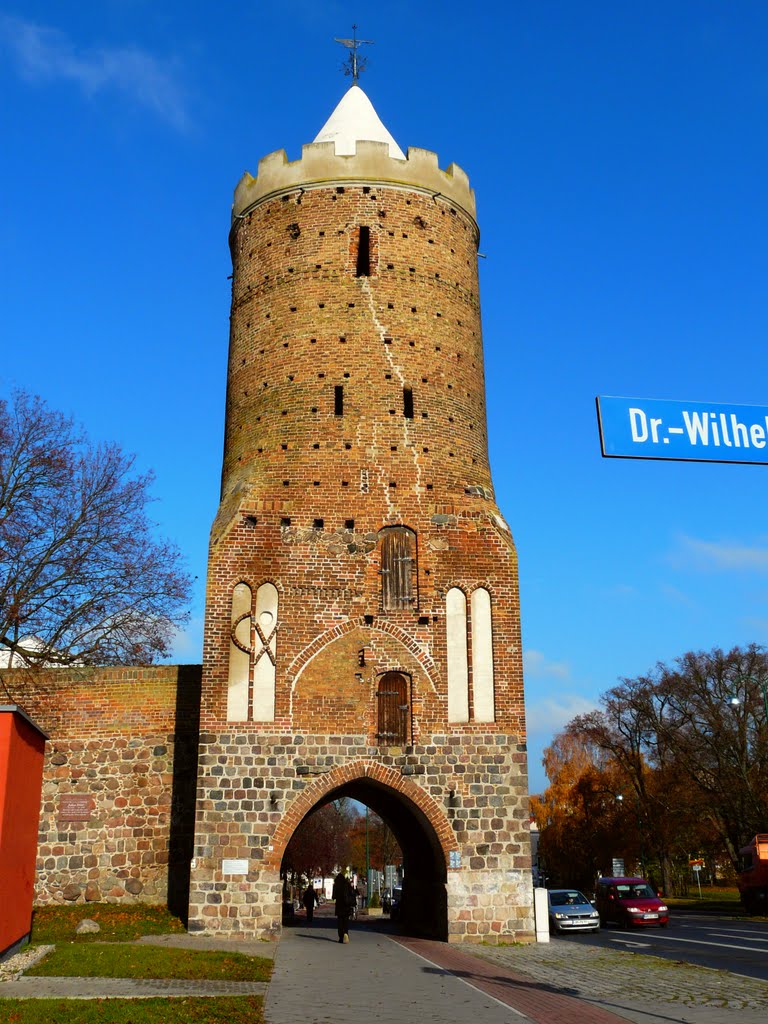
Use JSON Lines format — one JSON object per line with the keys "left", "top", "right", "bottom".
{"left": 311, "top": 406, "right": 318, "bottom": 413}
{"left": 435, "top": 345, "right": 441, "bottom": 351}
{"left": 389, "top": 409, "right": 395, "bottom": 415}
{"left": 339, "top": 336, "right": 346, "bottom": 343}
{"left": 389, "top": 481, "right": 397, "bottom": 488}
{"left": 411, "top": 307, "right": 417, "bottom": 313}
{"left": 319, "top": 230, "right": 325, "bottom": 236}
{"left": 316, "top": 263, "right": 322, "bottom": 269}
{"left": 345, "top": 443, "right": 352, "bottom": 450}
{"left": 403, "top": 233, "right": 408, "bottom": 238}
{"left": 387, "top": 263, "right": 394, "bottom": 269}
{"left": 421, "top": 412, "right": 428, "bottom": 418}
{"left": 336, "top": 186, "right": 345, "bottom": 193}
{"left": 449, "top": 416, "right": 454, "bottom": 423}
{"left": 318, "top": 372, "right": 325, "bottom": 378}
{"left": 283, "top": 480, "right": 290, "bottom": 486}
{"left": 313, "top": 481, "right": 320, "bottom": 486}
{"left": 384, "top": 338, "right": 392, "bottom": 345}
{"left": 418, "top": 616, "right": 429, "bottom": 625}
{"left": 281, "top": 517, "right": 291, "bottom": 528}
{"left": 281, "top": 196, "right": 289, "bottom": 203}
{"left": 409, "top": 341, "right": 415, "bottom": 347}
{"left": 348, "top": 302, "right": 355, "bottom": 307}
{"left": 342, "top": 480, "right": 349, "bottom": 487}
{"left": 281, "top": 443, "right": 288, "bottom": 450}
{"left": 426, "top": 483, "right": 433, "bottom": 490}
{"left": 385, "top": 374, "right": 392, "bottom": 380}
{"left": 283, "top": 342, "right": 289, "bottom": 348}
{"left": 281, "top": 410, "right": 287, "bottom": 416}
{"left": 472, "top": 458, "right": 477, "bottom": 465}
{"left": 314, "top": 518, "right": 324, "bottom": 529}
{"left": 429, "top": 239, "right": 435, "bottom": 244}
{"left": 345, "top": 519, "right": 355, "bottom": 529}
{"left": 343, "top": 372, "right": 350, "bottom": 378}
{"left": 310, "top": 338, "right": 317, "bottom": 344}
{"left": 318, "top": 303, "right": 325, "bottom": 308}
{"left": 388, "top": 231, "right": 394, "bottom": 236}
{"left": 265, "top": 313, "right": 271, "bottom": 319}
{"left": 290, "top": 306, "right": 297, "bottom": 312}
{"left": 391, "top": 445, "right": 397, "bottom": 451}
{"left": 259, "top": 349, "right": 264, "bottom": 354}
{"left": 288, "top": 374, "right": 294, "bottom": 381}
{"left": 288, "top": 268, "right": 294, "bottom": 273}
{"left": 409, "top": 268, "right": 415, "bottom": 274}
{"left": 364, "top": 615, "right": 374, "bottom": 625}
{"left": 313, "top": 443, "right": 320, "bottom": 449}
{"left": 422, "top": 447, "right": 429, "bottom": 452}
{"left": 363, "top": 186, "right": 371, "bottom": 194}
{"left": 449, "top": 452, "right": 455, "bottom": 457}
{"left": 388, "top": 303, "right": 394, "bottom": 309}
{"left": 447, "top": 384, "right": 453, "bottom": 390}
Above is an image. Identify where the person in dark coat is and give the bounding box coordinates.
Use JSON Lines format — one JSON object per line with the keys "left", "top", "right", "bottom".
{"left": 332, "top": 871, "right": 353, "bottom": 943}
{"left": 302, "top": 883, "right": 318, "bottom": 923}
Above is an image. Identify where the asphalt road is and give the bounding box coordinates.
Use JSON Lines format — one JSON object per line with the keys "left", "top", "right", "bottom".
{"left": 556, "top": 912, "right": 768, "bottom": 982}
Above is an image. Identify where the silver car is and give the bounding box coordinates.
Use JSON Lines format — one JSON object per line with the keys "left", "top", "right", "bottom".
{"left": 548, "top": 888, "right": 600, "bottom": 933}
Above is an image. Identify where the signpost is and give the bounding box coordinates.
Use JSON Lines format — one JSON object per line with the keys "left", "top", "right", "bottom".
{"left": 597, "top": 396, "right": 768, "bottom": 465}
{"left": 689, "top": 858, "right": 704, "bottom": 898}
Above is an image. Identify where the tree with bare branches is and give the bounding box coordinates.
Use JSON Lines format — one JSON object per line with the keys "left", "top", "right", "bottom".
{"left": 0, "top": 390, "right": 191, "bottom": 671}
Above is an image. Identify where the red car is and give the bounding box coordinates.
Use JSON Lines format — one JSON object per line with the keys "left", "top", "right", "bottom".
{"left": 595, "top": 877, "right": 669, "bottom": 928}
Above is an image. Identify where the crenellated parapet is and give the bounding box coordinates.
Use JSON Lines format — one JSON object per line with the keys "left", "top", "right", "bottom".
{"left": 232, "top": 140, "right": 476, "bottom": 223}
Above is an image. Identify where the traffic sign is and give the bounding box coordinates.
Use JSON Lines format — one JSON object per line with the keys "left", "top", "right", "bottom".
{"left": 596, "top": 396, "right": 768, "bottom": 464}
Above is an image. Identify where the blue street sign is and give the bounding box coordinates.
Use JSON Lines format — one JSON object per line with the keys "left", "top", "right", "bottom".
{"left": 597, "top": 396, "right": 768, "bottom": 465}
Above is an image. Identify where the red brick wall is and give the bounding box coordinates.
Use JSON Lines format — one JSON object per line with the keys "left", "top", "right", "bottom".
{"left": 190, "top": 163, "right": 533, "bottom": 942}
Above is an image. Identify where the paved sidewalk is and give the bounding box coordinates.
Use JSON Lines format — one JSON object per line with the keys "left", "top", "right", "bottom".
{"left": 265, "top": 916, "right": 629, "bottom": 1024}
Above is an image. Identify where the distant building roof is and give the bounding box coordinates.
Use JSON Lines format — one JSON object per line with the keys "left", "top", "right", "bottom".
{"left": 314, "top": 84, "right": 406, "bottom": 160}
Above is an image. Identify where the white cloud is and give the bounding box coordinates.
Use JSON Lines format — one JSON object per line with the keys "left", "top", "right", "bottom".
{"left": 523, "top": 648, "right": 570, "bottom": 679}
{"left": 670, "top": 534, "right": 768, "bottom": 573}
{"left": 0, "top": 15, "right": 190, "bottom": 130}
{"left": 525, "top": 694, "right": 598, "bottom": 736}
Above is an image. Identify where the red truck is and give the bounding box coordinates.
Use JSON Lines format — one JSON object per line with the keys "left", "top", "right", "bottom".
{"left": 737, "top": 834, "right": 768, "bottom": 914}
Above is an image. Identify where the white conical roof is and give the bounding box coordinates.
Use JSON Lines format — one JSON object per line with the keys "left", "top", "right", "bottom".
{"left": 314, "top": 84, "right": 405, "bottom": 160}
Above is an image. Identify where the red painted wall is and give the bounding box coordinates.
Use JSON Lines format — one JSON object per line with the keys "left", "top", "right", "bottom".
{"left": 0, "top": 707, "right": 48, "bottom": 958}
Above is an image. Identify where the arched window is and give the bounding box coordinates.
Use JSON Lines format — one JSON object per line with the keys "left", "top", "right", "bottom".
{"left": 380, "top": 527, "right": 416, "bottom": 610}
{"left": 376, "top": 672, "right": 410, "bottom": 745}
{"left": 470, "top": 587, "right": 495, "bottom": 722}
{"left": 253, "top": 582, "right": 278, "bottom": 721}
{"left": 446, "top": 587, "right": 469, "bottom": 723}
{"left": 227, "top": 583, "right": 252, "bottom": 721}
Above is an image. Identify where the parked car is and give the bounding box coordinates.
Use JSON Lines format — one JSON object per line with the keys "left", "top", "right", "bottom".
{"left": 595, "top": 877, "right": 669, "bottom": 928}
{"left": 547, "top": 888, "right": 600, "bottom": 933}
{"left": 389, "top": 885, "right": 403, "bottom": 920}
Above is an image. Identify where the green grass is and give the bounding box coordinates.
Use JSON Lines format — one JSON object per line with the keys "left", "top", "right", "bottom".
{"left": 31, "top": 904, "right": 186, "bottom": 944}
{"left": 27, "top": 943, "right": 271, "bottom": 982}
{"left": 0, "top": 995, "right": 264, "bottom": 1024}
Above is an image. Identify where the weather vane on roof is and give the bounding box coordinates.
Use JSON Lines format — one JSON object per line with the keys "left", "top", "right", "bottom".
{"left": 334, "top": 25, "right": 373, "bottom": 84}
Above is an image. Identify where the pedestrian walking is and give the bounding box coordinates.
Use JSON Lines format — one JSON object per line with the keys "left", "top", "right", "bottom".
{"left": 302, "top": 883, "right": 318, "bottom": 923}
{"left": 332, "top": 871, "right": 354, "bottom": 943}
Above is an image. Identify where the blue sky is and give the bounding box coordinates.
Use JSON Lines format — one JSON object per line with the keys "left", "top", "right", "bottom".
{"left": 2, "top": 2, "right": 768, "bottom": 794}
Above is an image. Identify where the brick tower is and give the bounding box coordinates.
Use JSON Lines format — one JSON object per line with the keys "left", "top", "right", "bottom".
{"left": 188, "top": 83, "right": 534, "bottom": 942}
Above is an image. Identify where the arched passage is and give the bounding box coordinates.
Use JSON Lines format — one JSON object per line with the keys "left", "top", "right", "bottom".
{"left": 272, "top": 762, "right": 456, "bottom": 940}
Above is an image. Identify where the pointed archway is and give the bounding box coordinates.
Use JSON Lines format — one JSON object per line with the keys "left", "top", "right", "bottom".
{"left": 271, "top": 761, "right": 457, "bottom": 940}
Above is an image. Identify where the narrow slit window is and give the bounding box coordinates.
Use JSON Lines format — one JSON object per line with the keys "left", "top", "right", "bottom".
{"left": 403, "top": 388, "right": 414, "bottom": 419}
{"left": 356, "top": 226, "right": 371, "bottom": 277}
{"left": 334, "top": 385, "right": 344, "bottom": 416}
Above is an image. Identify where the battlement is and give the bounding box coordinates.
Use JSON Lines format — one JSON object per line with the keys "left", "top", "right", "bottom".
{"left": 232, "top": 140, "right": 476, "bottom": 222}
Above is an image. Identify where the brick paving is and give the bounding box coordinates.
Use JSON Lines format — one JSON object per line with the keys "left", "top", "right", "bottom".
{"left": 468, "top": 936, "right": 768, "bottom": 1023}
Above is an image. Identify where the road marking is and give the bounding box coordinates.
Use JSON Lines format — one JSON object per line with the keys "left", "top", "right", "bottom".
{"left": 707, "top": 930, "right": 768, "bottom": 943}
{"left": 609, "top": 940, "right": 651, "bottom": 949}
{"left": 630, "top": 934, "right": 768, "bottom": 954}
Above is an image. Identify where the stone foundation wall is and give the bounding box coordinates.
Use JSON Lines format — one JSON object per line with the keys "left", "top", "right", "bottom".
{"left": 188, "top": 732, "right": 534, "bottom": 943}
{"left": 1, "top": 665, "right": 200, "bottom": 912}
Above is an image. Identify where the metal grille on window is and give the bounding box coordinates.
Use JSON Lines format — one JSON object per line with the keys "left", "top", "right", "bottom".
{"left": 376, "top": 672, "right": 409, "bottom": 744}
{"left": 380, "top": 527, "right": 416, "bottom": 610}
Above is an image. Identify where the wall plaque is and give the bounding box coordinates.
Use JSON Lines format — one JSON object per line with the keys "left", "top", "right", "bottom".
{"left": 222, "top": 858, "right": 249, "bottom": 876}
{"left": 58, "top": 794, "right": 94, "bottom": 821}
